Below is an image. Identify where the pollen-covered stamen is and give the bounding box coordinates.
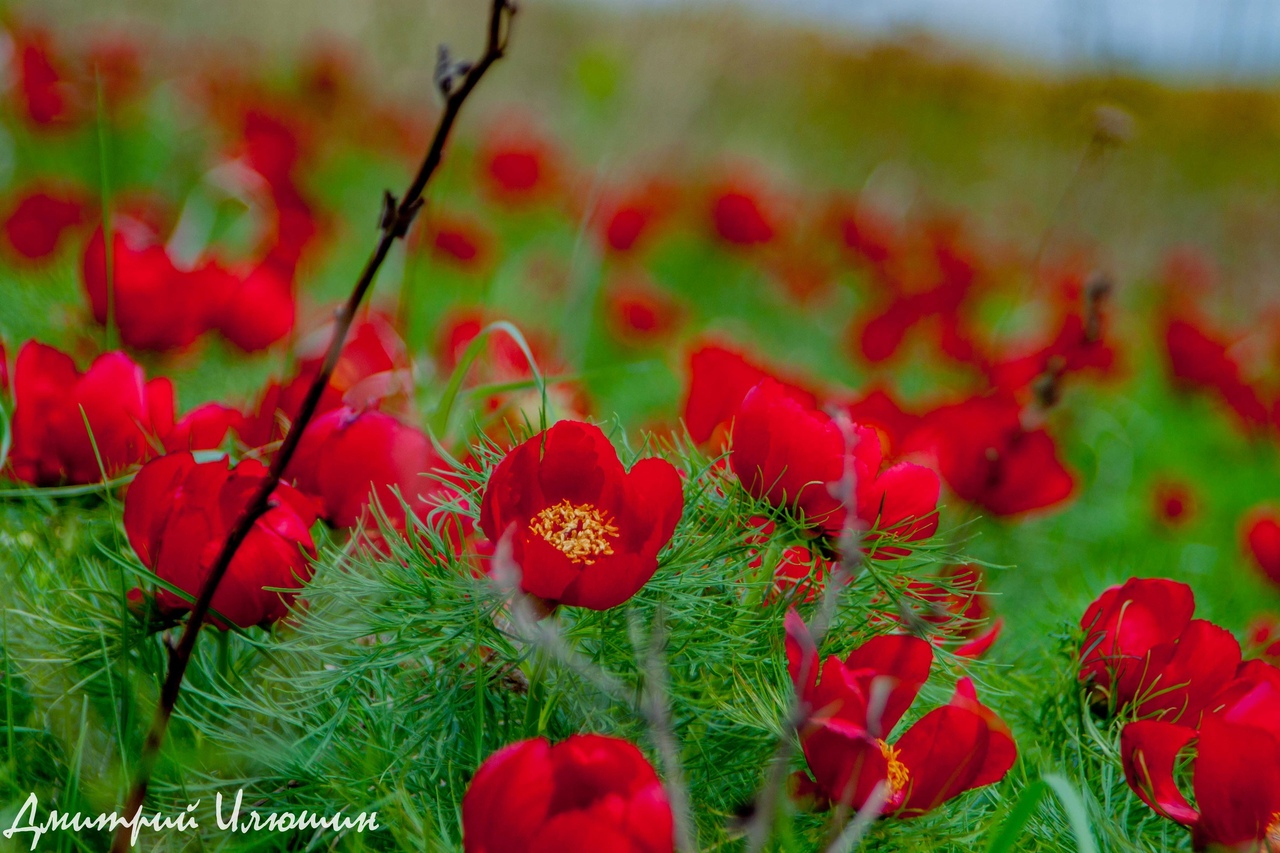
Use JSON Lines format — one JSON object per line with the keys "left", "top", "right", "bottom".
{"left": 529, "top": 499, "right": 620, "bottom": 565}
{"left": 1266, "top": 812, "right": 1280, "bottom": 850}
{"left": 877, "top": 738, "right": 910, "bottom": 795}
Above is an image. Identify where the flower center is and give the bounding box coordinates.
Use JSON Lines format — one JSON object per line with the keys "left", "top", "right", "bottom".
{"left": 878, "top": 739, "right": 910, "bottom": 795}
{"left": 1267, "top": 813, "right": 1280, "bottom": 850}
{"left": 529, "top": 499, "right": 620, "bottom": 565}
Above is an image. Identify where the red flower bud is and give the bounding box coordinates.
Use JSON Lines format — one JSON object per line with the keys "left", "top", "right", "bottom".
{"left": 1243, "top": 507, "right": 1280, "bottom": 589}
{"left": 2, "top": 186, "right": 87, "bottom": 261}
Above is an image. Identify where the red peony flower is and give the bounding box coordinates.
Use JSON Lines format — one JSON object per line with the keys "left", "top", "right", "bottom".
{"left": 1243, "top": 507, "right": 1280, "bottom": 589}
{"left": 163, "top": 403, "right": 242, "bottom": 454}
{"left": 786, "top": 610, "right": 1016, "bottom": 817}
{"left": 730, "top": 379, "right": 939, "bottom": 544}
{"left": 11, "top": 28, "right": 78, "bottom": 128}
{"left": 206, "top": 259, "right": 296, "bottom": 352}
{"left": 2, "top": 186, "right": 88, "bottom": 261}
{"left": 1122, "top": 714, "right": 1280, "bottom": 851}
{"left": 900, "top": 564, "right": 1003, "bottom": 659}
{"left": 710, "top": 186, "right": 775, "bottom": 247}
{"left": 479, "top": 421, "right": 682, "bottom": 611}
{"left": 478, "top": 121, "right": 558, "bottom": 204}
{"left": 462, "top": 734, "right": 674, "bottom": 853}
{"left": 1078, "top": 577, "right": 1241, "bottom": 723}
{"left": 7, "top": 341, "right": 174, "bottom": 485}
{"left": 285, "top": 407, "right": 445, "bottom": 531}
{"left": 603, "top": 276, "right": 682, "bottom": 347}
{"left": 1152, "top": 478, "right": 1196, "bottom": 529}
{"left": 124, "top": 451, "right": 317, "bottom": 628}
{"left": 1164, "top": 315, "right": 1269, "bottom": 433}
{"left": 838, "top": 385, "right": 920, "bottom": 459}
{"left": 903, "top": 394, "right": 1075, "bottom": 518}
{"left": 83, "top": 220, "right": 225, "bottom": 351}
{"left": 240, "top": 313, "right": 411, "bottom": 448}
{"left": 681, "top": 342, "right": 818, "bottom": 448}
{"left": 427, "top": 212, "right": 494, "bottom": 271}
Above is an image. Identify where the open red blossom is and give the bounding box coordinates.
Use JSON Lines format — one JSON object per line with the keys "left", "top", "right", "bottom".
{"left": 1079, "top": 577, "right": 1242, "bottom": 723}
{"left": 82, "top": 220, "right": 225, "bottom": 351}
{"left": 3, "top": 186, "right": 88, "bottom": 261}
{"left": 462, "top": 734, "right": 674, "bottom": 853}
{"left": 163, "top": 403, "right": 241, "bottom": 453}
{"left": 903, "top": 394, "right": 1075, "bottom": 518}
{"left": 285, "top": 407, "right": 446, "bottom": 531}
{"left": 1122, "top": 715, "right": 1280, "bottom": 851}
{"left": 7, "top": 341, "right": 174, "bottom": 485}
{"left": 124, "top": 452, "right": 317, "bottom": 629}
{"left": 1243, "top": 508, "right": 1280, "bottom": 590}
{"left": 730, "top": 379, "right": 939, "bottom": 544}
{"left": 681, "top": 342, "right": 818, "bottom": 448}
{"left": 479, "top": 421, "right": 682, "bottom": 611}
{"left": 785, "top": 610, "right": 1016, "bottom": 817}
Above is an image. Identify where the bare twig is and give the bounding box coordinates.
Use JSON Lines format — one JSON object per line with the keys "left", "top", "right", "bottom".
{"left": 111, "top": 4, "right": 515, "bottom": 848}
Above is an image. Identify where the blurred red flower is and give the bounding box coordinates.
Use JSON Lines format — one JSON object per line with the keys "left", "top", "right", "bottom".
{"left": 11, "top": 28, "right": 78, "bottom": 128}
{"left": 1164, "top": 315, "right": 1269, "bottom": 433}
{"left": 1152, "top": 478, "right": 1196, "bottom": 529}
{"left": 285, "top": 407, "right": 445, "bottom": 531}
{"left": 478, "top": 122, "right": 558, "bottom": 205}
{"left": 427, "top": 212, "right": 494, "bottom": 271}
{"left": 785, "top": 610, "right": 1016, "bottom": 816}
{"left": 1078, "top": 577, "right": 1241, "bottom": 723}
{"left": 124, "top": 451, "right": 318, "bottom": 628}
{"left": 462, "top": 734, "right": 674, "bottom": 853}
{"left": 1122, "top": 714, "right": 1280, "bottom": 851}
{"left": 710, "top": 184, "right": 775, "bottom": 247}
{"left": 901, "top": 564, "right": 1003, "bottom": 659}
{"left": 479, "top": 421, "right": 682, "bottom": 610}
{"left": 82, "top": 220, "right": 221, "bottom": 351}
{"left": 681, "top": 342, "right": 818, "bottom": 448}
{"left": 603, "top": 276, "right": 682, "bottom": 347}
{"left": 7, "top": 341, "right": 174, "bottom": 485}
{"left": 205, "top": 258, "right": 296, "bottom": 352}
{"left": 904, "top": 394, "right": 1075, "bottom": 517}
{"left": 241, "top": 313, "right": 411, "bottom": 447}
{"left": 1243, "top": 507, "right": 1280, "bottom": 589}
{"left": 730, "top": 379, "right": 939, "bottom": 544}
{"left": 1245, "top": 616, "right": 1280, "bottom": 667}
{"left": 2, "top": 186, "right": 88, "bottom": 261}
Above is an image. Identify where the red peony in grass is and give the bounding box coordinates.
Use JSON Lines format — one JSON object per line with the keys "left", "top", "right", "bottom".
{"left": 730, "top": 379, "right": 939, "bottom": 544}
{"left": 124, "top": 451, "right": 318, "bottom": 628}
{"left": 1078, "top": 577, "right": 1241, "bottom": 723}
{"left": 786, "top": 610, "right": 1016, "bottom": 817}
{"left": 285, "top": 407, "right": 445, "bottom": 531}
{"left": 7, "top": 341, "right": 175, "bottom": 485}
{"left": 462, "top": 734, "right": 674, "bottom": 853}
{"left": 479, "top": 421, "right": 682, "bottom": 611}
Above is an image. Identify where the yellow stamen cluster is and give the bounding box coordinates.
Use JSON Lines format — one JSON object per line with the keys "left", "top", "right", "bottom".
{"left": 878, "top": 739, "right": 910, "bottom": 795}
{"left": 529, "top": 500, "right": 620, "bottom": 565}
{"left": 1266, "top": 812, "right": 1280, "bottom": 851}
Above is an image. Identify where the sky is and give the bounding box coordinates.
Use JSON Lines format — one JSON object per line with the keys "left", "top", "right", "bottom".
{"left": 604, "top": 0, "right": 1280, "bottom": 79}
